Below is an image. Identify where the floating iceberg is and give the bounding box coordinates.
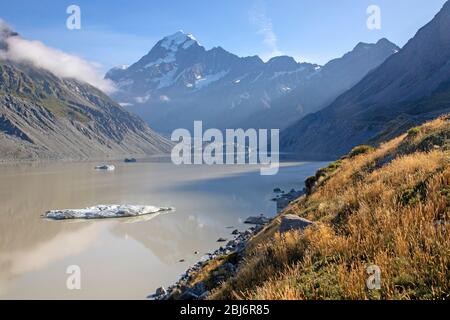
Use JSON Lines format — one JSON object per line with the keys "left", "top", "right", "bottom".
{"left": 95, "top": 165, "right": 115, "bottom": 171}
{"left": 44, "top": 205, "right": 174, "bottom": 220}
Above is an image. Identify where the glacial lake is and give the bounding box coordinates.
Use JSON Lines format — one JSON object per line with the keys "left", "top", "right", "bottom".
{"left": 0, "top": 160, "right": 326, "bottom": 299}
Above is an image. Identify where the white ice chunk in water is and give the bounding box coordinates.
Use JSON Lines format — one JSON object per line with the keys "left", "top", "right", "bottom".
{"left": 95, "top": 165, "right": 115, "bottom": 171}
{"left": 44, "top": 205, "right": 174, "bottom": 220}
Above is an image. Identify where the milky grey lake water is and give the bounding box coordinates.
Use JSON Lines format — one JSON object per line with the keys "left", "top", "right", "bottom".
{"left": 0, "top": 160, "right": 326, "bottom": 299}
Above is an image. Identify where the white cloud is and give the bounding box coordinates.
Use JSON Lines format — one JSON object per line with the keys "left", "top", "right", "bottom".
{"left": 250, "top": 2, "right": 283, "bottom": 61}
{"left": 0, "top": 20, "right": 116, "bottom": 94}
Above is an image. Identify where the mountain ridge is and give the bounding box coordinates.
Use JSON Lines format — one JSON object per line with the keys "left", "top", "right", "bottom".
{"left": 106, "top": 32, "right": 397, "bottom": 133}
{"left": 281, "top": 1, "right": 450, "bottom": 160}
{"left": 239, "top": 38, "right": 399, "bottom": 130}
{"left": 0, "top": 60, "right": 172, "bottom": 161}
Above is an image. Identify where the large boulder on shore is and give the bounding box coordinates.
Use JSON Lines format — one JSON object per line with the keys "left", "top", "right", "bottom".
{"left": 279, "top": 215, "right": 315, "bottom": 233}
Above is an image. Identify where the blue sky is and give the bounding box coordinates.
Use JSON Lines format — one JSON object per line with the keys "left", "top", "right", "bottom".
{"left": 1, "top": 0, "right": 447, "bottom": 72}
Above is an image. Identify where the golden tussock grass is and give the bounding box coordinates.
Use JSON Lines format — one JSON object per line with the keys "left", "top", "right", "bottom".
{"left": 210, "top": 115, "right": 450, "bottom": 300}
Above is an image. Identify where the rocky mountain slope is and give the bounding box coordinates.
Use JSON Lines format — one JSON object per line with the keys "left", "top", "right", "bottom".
{"left": 281, "top": 1, "right": 450, "bottom": 160}
{"left": 0, "top": 61, "right": 172, "bottom": 161}
{"left": 106, "top": 32, "right": 397, "bottom": 133}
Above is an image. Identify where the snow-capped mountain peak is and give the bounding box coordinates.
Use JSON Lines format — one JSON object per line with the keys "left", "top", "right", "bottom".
{"left": 105, "top": 34, "right": 398, "bottom": 135}
{"left": 160, "top": 30, "right": 199, "bottom": 51}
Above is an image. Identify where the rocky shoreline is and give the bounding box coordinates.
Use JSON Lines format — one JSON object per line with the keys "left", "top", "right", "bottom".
{"left": 150, "top": 222, "right": 267, "bottom": 300}
{"left": 272, "top": 188, "right": 305, "bottom": 212}
{"left": 149, "top": 187, "right": 306, "bottom": 300}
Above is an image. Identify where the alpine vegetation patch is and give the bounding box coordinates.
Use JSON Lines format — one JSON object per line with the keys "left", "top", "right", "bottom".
{"left": 171, "top": 121, "right": 279, "bottom": 175}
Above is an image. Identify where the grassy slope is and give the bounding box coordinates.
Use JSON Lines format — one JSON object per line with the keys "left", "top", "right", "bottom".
{"left": 209, "top": 115, "right": 450, "bottom": 300}
{"left": 0, "top": 62, "right": 91, "bottom": 122}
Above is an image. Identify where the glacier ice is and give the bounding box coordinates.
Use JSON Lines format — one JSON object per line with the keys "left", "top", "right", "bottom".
{"left": 95, "top": 165, "right": 115, "bottom": 171}
{"left": 44, "top": 205, "right": 174, "bottom": 220}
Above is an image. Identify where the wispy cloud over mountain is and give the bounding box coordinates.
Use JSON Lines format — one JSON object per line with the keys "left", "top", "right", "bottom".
{"left": 0, "top": 19, "right": 115, "bottom": 93}
{"left": 250, "top": 1, "right": 283, "bottom": 61}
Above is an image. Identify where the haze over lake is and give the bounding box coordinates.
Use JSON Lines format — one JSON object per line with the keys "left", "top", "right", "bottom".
{"left": 0, "top": 160, "right": 325, "bottom": 299}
